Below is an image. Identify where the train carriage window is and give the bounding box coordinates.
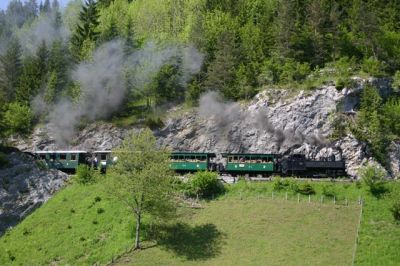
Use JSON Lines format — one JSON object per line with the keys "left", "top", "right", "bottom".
{"left": 60, "top": 154, "right": 67, "bottom": 160}
{"left": 71, "top": 154, "right": 77, "bottom": 161}
{"left": 50, "top": 154, "right": 56, "bottom": 161}
{"left": 40, "top": 154, "right": 46, "bottom": 160}
{"left": 101, "top": 154, "right": 107, "bottom": 160}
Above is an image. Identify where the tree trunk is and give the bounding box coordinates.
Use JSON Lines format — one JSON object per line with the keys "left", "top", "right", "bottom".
{"left": 134, "top": 212, "right": 141, "bottom": 249}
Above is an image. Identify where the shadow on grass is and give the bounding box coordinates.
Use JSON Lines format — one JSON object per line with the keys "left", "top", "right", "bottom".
{"left": 151, "top": 222, "right": 225, "bottom": 261}
{"left": 370, "top": 184, "right": 390, "bottom": 199}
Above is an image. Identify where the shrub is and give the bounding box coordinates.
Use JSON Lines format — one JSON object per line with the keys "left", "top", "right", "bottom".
{"left": 3, "top": 102, "right": 33, "bottom": 136}
{"left": 390, "top": 201, "right": 400, "bottom": 221}
{"left": 359, "top": 164, "right": 386, "bottom": 196}
{"left": 144, "top": 114, "right": 164, "bottom": 129}
{"left": 361, "top": 57, "right": 385, "bottom": 77}
{"left": 0, "top": 152, "right": 10, "bottom": 169}
{"left": 272, "top": 177, "right": 285, "bottom": 191}
{"left": 188, "top": 171, "right": 224, "bottom": 198}
{"left": 75, "top": 165, "right": 96, "bottom": 184}
{"left": 297, "top": 183, "right": 316, "bottom": 195}
{"left": 322, "top": 184, "right": 337, "bottom": 198}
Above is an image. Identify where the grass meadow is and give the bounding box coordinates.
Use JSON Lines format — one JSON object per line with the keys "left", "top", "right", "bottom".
{"left": 0, "top": 179, "right": 399, "bottom": 265}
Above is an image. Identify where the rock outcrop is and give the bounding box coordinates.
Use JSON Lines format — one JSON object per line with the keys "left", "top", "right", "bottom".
{"left": 8, "top": 78, "right": 399, "bottom": 179}
{"left": 0, "top": 151, "right": 69, "bottom": 235}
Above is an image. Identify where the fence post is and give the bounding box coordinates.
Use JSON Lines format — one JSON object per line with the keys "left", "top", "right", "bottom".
{"left": 345, "top": 198, "right": 348, "bottom": 206}
{"left": 272, "top": 191, "right": 274, "bottom": 199}
{"left": 321, "top": 195, "right": 324, "bottom": 203}
{"left": 333, "top": 196, "right": 336, "bottom": 205}
{"left": 308, "top": 194, "right": 311, "bottom": 203}
{"left": 285, "top": 192, "right": 288, "bottom": 200}
{"left": 240, "top": 192, "right": 242, "bottom": 200}
{"left": 196, "top": 193, "right": 199, "bottom": 203}
{"left": 297, "top": 193, "right": 300, "bottom": 203}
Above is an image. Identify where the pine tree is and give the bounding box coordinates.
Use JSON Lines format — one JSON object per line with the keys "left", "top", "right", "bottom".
{"left": 35, "top": 40, "right": 49, "bottom": 84}
{"left": 70, "top": 0, "right": 100, "bottom": 61}
{"left": 42, "top": 0, "right": 51, "bottom": 13}
{"left": 100, "top": 17, "right": 118, "bottom": 42}
{"left": 44, "top": 70, "right": 57, "bottom": 104}
{"left": 16, "top": 56, "right": 41, "bottom": 104}
{"left": 124, "top": 17, "right": 138, "bottom": 55}
{"left": 0, "top": 39, "right": 22, "bottom": 103}
{"left": 204, "top": 31, "right": 238, "bottom": 99}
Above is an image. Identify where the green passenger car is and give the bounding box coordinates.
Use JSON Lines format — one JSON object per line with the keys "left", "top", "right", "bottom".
{"left": 34, "top": 151, "right": 88, "bottom": 172}
{"left": 170, "top": 152, "right": 216, "bottom": 172}
{"left": 222, "top": 153, "right": 278, "bottom": 174}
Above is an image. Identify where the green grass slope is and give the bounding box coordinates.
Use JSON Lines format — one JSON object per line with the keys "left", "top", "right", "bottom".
{"left": 115, "top": 198, "right": 360, "bottom": 266}
{"left": 0, "top": 182, "right": 134, "bottom": 265}
{"left": 0, "top": 180, "right": 399, "bottom": 265}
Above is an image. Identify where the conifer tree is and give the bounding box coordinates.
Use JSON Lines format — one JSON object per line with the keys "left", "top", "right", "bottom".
{"left": 70, "top": 0, "right": 100, "bottom": 61}
{"left": 0, "top": 39, "right": 22, "bottom": 103}
{"left": 16, "top": 57, "right": 41, "bottom": 104}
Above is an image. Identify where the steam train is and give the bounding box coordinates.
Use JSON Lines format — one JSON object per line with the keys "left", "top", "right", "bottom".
{"left": 33, "top": 150, "right": 347, "bottom": 178}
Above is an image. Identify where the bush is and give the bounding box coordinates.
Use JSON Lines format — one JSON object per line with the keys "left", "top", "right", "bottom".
{"left": 361, "top": 57, "right": 385, "bottom": 77}
{"left": 75, "top": 165, "right": 96, "bottom": 184}
{"left": 272, "top": 177, "right": 285, "bottom": 191}
{"left": 188, "top": 171, "right": 224, "bottom": 198}
{"left": 0, "top": 152, "right": 10, "bottom": 169}
{"left": 3, "top": 102, "right": 33, "bottom": 136}
{"left": 297, "top": 183, "right": 316, "bottom": 195}
{"left": 359, "top": 164, "right": 386, "bottom": 196}
{"left": 390, "top": 201, "right": 400, "bottom": 221}
{"left": 144, "top": 114, "right": 164, "bottom": 129}
{"left": 322, "top": 184, "right": 337, "bottom": 198}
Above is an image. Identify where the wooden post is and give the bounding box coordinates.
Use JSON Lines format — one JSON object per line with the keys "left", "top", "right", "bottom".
{"left": 285, "top": 192, "right": 288, "bottom": 200}
{"left": 297, "top": 193, "right": 300, "bottom": 203}
{"left": 272, "top": 191, "right": 274, "bottom": 199}
{"left": 240, "top": 192, "right": 242, "bottom": 200}
{"left": 345, "top": 198, "right": 348, "bottom": 206}
{"left": 333, "top": 196, "right": 336, "bottom": 205}
{"left": 321, "top": 195, "right": 324, "bottom": 203}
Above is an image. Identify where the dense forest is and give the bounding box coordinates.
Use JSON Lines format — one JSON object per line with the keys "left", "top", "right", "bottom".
{"left": 1, "top": 0, "right": 400, "bottom": 159}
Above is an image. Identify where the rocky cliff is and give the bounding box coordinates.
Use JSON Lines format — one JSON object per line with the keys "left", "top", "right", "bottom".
{"left": 0, "top": 151, "right": 69, "bottom": 235}
{"left": 8, "top": 78, "right": 399, "bottom": 178}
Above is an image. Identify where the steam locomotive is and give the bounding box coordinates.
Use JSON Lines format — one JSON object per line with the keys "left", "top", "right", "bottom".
{"left": 33, "top": 150, "right": 346, "bottom": 178}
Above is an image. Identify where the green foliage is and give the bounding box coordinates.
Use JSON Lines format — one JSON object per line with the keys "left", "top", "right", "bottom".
{"left": 390, "top": 200, "right": 400, "bottom": 222}
{"left": 187, "top": 171, "right": 224, "bottom": 198}
{"left": 70, "top": 0, "right": 100, "bottom": 61}
{"left": 393, "top": 71, "right": 400, "bottom": 93}
{"left": 3, "top": 102, "right": 33, "bottom": 136}
{"left": 359, "top": 164, "right": 386, "bottom": 196}
{"left": 106, "top": 128, "right": 176, "bottom": 249}
{"left": 297, "top": 183, "right": 316, "bottom": 195}
{"left": 0, "top": 152, "right": 10, "bottom": 169}
{"left": 361, "top": 57, "right": 385, "bottom": 77}
{"left": 322, "top": 184, "right": 337, "bottom": 198}
{"left": 75, "top": 165, "right": 97, "bottom": 185}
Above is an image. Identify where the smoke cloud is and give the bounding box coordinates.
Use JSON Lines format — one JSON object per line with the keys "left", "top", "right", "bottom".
{"left": 33, "top": 40, "right": 204, "bottom": 146}
{"left": 198, "top": 91, "right": 330, "bottom": 150}
{"left": 17, "top": 11, "right": 70, "bottom": 54}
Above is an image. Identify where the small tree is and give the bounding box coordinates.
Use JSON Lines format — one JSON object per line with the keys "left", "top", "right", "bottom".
{"left": 189, "top": 171, "right": 224, "bottom": 198}
{"left": 359, "top": 163, "right": 386, "bottom": 195}
{"left": 3, "top": 102, "right": 33, "bottom": 136}
{"left": 106, "top": 129, "right": 176, "bottom": 250}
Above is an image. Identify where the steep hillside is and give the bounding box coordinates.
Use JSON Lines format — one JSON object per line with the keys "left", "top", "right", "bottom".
{"left": 0, "top": 149, "right": 68, "bottom": 236}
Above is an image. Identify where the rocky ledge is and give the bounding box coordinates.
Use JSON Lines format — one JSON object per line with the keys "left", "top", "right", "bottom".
{"left": 0, "top": 151, "right": 69, "bottom": 235}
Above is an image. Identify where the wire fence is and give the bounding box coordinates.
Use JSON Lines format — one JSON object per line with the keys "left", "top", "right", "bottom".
{"left": 227, "top": 191, "right": 364, "bottom": 207}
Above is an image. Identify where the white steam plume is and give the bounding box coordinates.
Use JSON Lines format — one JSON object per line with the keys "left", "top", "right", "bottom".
{"left": 33, "top": 40, "right": 204, "bottom": 146}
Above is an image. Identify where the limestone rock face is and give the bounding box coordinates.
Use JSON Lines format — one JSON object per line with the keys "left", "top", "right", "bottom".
{"left": 8, "top": 78, "right": 399, "bottom": 179}
{"left": 0, "top": 152, "right": 69, "bottom": 235}
{"left": 156, "top": 86, "right": 373, "bottom": 178}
